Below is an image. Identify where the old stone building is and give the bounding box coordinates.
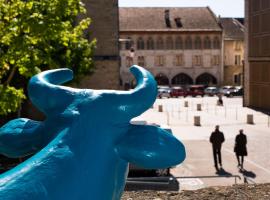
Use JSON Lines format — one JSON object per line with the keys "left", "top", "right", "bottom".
{"left": 244, "top": 0, "right": 270, "bottom": 110}
{"left": 81, "top": 0, "right": 120, "bottom": 89}
{"left": 119, "top": 7, "right": 223, "bottom": 88}
{"left": 220, "top": 18, "right": 245, "bottom": 86}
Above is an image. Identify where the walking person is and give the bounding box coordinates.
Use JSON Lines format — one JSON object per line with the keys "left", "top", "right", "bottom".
{"left": 217, "top": 93, "right": 223, "bottom": 106}
{"left": 234, "top": 129, "right": 247, "bottom": 170}
{"left": 210, "top": 125, "right": 225, "bottom": 171}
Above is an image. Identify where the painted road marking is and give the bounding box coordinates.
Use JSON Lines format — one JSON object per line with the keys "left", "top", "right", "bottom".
{"left": 224, "top": 148, "right": 270, "bottom": 175}
{"left": 177, "top": 178, "right": 204, "bottom": 190}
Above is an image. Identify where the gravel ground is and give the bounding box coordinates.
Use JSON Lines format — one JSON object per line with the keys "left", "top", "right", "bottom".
{"left": 122, "top": 183, "right": 270, "bottom": 200}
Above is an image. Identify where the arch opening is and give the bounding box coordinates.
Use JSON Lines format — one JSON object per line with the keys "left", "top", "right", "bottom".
{"left": 155, "top": 73, "right": 169, "bottom": 85}
{"left": 196, "top": 73, "right": 217, "bottom": 85}
{"left": 172, "top": 73, "right": 193, "bottom": 85}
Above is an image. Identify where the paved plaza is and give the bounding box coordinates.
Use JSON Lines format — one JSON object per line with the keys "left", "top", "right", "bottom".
{"left": 132, "top": 96, "right": 270, "bottom": 190}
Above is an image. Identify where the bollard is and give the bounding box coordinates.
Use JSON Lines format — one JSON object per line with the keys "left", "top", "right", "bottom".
{"left": 184, "top": 101, "right": 188, "bottom": 107}
{"left": 167, "top": 112, "right": 170, "bottom": 125}
{"left": 158, "top": 105, "right": 163, "bottom": 112}
{"left": 247, "top": 114, "right": 254, "bottom": 124}
{"left": 194, "top": 116, "right": 201, "bottom": 126}
{"left": 197, "top": 104, "right": 202, "bottom": 111}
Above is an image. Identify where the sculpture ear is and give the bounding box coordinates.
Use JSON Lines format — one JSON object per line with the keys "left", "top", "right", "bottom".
{"left": 115, "top": 124, "right": 185, "bottom": 169}
{"left": 0, "top": 118, "right": 43, "bottom": 158}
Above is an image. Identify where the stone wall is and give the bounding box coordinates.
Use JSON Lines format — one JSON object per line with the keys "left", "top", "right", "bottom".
{"left": 81, "top": 0, "right": 120, "bottom": 89}
{"left": 80, "top": 60, "right": 120, "bottom": 89}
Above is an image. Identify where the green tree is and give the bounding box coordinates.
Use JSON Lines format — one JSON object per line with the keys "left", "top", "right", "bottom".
{"left": 0, "top": 0, "right": 96, "bottom": 115}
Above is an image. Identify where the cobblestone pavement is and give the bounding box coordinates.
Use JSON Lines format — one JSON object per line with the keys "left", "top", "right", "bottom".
{"left": 132, "top": 96, "right": 270, "bottom": 190}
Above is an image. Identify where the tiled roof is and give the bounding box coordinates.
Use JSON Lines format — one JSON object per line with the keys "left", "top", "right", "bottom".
{"left": 119, "top": 7, "right": 222, "bottom": 32}
{"left": 220, "top": 18, "right": 244, "bottom": 40}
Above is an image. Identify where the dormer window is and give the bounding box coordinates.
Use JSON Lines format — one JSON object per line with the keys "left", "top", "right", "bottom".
{"left": 175, "top": 17, "right": 183, "bottom": 28}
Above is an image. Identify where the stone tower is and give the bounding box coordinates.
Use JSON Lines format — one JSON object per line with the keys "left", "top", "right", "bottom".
{"left": 81, "top": 0, "right": 120, "bottom": 89}
{"left": 244, "top": 0, "right": 270, "bottom": 110}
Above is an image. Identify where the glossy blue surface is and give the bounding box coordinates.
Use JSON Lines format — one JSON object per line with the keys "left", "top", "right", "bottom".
{"left": 0, "top": 65, "right": 186, "bottom": 200}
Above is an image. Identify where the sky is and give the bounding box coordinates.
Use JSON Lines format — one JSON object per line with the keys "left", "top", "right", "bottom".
{"left": 119, "top": 0, "right": 244, "bottom": 18}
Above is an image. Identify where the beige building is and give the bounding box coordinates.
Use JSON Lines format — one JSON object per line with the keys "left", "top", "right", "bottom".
{"left": 81, "top": 0, "right": 120, "bottom": 89}
{"left": 119, "top": 7, "right": 223, "bottom": 88}
{"left": 220, "top": 18, "right": 245, "bottom": 86}
{"left": 244, "top": 0, "right": 270, "bottom": 111}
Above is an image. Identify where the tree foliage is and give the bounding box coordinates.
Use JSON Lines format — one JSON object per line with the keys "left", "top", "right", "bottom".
{"left": 0, "top": 0, "right": 96, "bottom": 115}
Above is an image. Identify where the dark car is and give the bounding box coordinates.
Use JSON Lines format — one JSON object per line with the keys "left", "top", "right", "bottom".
{"left": 185, "top": 85, "right": 205, "bottom": 97}
{"left": 170, "top": 86, "right": 187, "bottom": 98}
{"left": 224, "top": 86, "right": 243, "bottom": 97}
{"left": 204, "top": 87, "right": 219, "bottom": 96}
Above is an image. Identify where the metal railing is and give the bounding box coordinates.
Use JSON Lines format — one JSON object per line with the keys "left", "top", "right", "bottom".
{"left": 174, "top": 175, "right": 242, "bottom": 185}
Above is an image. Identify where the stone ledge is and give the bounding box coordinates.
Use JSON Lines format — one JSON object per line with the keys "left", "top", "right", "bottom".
{"left": 122, "top": 183, "right": 270, "bottom": 200}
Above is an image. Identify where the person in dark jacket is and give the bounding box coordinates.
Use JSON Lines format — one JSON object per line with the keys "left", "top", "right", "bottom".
{"left": 210, "top": 125, "right": 225, "bottom": 171}
{"left": 234, "top": 129, "right": 247, "bottom": 170}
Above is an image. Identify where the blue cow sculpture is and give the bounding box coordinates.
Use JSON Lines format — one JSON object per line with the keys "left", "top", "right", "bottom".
{"left": 0, "top": 65, "right": 185, "bottom": 200}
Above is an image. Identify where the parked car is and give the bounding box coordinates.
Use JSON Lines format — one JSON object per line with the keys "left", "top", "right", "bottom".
{"left": 224, "top": 86, "right": 243, "bottom": 97}
{"left": 157, "top": 86, "right": 171, "bottom": 98}
{"left": 219, "top": 86, "right": 234, "bottom": 95}
{"left": 170, "top": 86, "right": 187, "bottom": 98}
{"left": 204, "top": 86, "right": 219, "bottom": 96}
{"left": 185, "top": 85, "right": 205, "bottom": 97}
{"left": 128, "top": 122, "right": 173, "bottom": 177}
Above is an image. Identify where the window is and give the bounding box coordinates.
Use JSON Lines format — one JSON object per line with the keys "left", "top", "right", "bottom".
{"left": 155, "top": 55, "right": 165, "bottom": 66}
{"left": 185, "top": 36, "right": 192, "bottom": 49}
{"left": 125, "top": 37, "right": 133, "bottom": 50}
{"left": 137, "top": 56, "right": 145, "bottom": 66}
{"left": 212, "top": 55, "right": 220, "bottom": 65}
{"left": 175, "top": 37, "right": 183, "bottom": 49}
{"left": 213, "top": 37, "right": 220, "bottom": 49}
{"left": 235, "top": 55, "right": 241, "bottom": 65}
{"left": 235, "top": 41, "right": 241, "bottom": 50}
{"left": 166, "top": 37, "right": 174, "bottom": 49}
{"left": 204, "top": 36, "right": 211, "bottom": 49}
{"left": 175, "top": 54, "right": 184, "bottom": 66}
{"left": 234, "top": 74, "right": 242, "bottom": 85}
{"left": 194, "top": 37, "right": 202, "bottom": 49}
{"left": 146, "top": 37, "right": 154, "bottom": 50}
{"left": 126, "top": 56, "right": 133, "bottom": 68}
{"left": 193, "top": 55, "right": 202, "bottom": 66}
{"left": 137, "top": 37, "right": 144, "bottom": 50}
{"left": 156, "top": 37, "right": 164, "bottom": 50}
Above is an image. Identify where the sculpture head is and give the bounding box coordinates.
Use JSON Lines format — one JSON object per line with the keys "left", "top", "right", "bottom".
{"left": 0, "top": 65, "right": 185, "bottom": 200}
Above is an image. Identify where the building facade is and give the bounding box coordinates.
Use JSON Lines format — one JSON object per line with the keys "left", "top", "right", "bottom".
{"left": 220, "top": 18, "right": 245, "bottom": 86}
{"left": 81, "top": 0, "right": 120, "bottom": 89}
{"left": 244, "top": 0, "right": 270, "bottom": 110}
{"left": 119, "top": 7, "right": 223, "bottom": 88}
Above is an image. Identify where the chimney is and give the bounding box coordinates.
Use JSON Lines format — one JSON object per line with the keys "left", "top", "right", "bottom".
{"left": 164, "top": 9, "right": 171, "bottom": 28}
{"left": 175, "top": 17, "right": 183, "bottom": 28}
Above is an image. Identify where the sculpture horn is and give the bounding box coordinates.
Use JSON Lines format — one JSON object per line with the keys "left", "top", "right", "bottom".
{"left": 118, "top": 65, "right": 157, "bottom": 118}
{"left": 28, "top": 68, "right": 75, "bottom": 116}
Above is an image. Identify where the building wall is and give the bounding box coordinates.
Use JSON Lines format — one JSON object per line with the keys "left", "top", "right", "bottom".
{"left": 120, "top": 33, "right": 222, "bottom": 86}
{"left": 81, "top": 0, "right": 120, "bottom": 89}
{"left": 244, "top": 0, "right": 250, "bottom": 106}
{"left": 245, "top": 0, "right": 270, "bottom": 110}
{"left": 223, "top": 40, "right": 244, "bottom": 85}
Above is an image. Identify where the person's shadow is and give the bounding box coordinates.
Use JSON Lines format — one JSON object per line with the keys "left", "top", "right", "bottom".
{"left": 239, "top": 169, "right": 256, "bottom": 183}
{"left": 216, "top": 167, "right": 232, "bottom": 177}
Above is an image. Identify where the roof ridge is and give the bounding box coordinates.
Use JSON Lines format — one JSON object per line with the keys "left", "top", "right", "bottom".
{"left": 119, "top": 7, "right": 208, "bottom": 9}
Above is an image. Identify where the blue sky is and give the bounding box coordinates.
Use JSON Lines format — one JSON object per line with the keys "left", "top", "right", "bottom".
{"left": 119, "top": 0, "right": 244, "bottom": 18}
